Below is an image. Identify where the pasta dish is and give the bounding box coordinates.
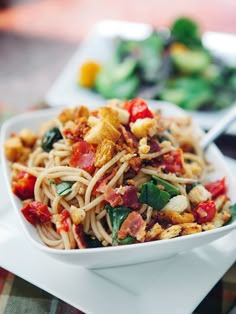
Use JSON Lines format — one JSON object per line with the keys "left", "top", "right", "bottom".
{"left": 4, "top": 98, "right": 234, "bottom": 250}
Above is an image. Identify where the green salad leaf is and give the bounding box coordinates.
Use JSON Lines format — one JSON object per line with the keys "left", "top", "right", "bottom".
{"left": 56, "top": 181, "right": 75, "bottom": 196}
{"left": 152, "top": 176, "right": 180, "bottom": 197}
{"left": 139, "top": 182, "right": 170, "bottom": 210}
{"left": 106, "top": 205, "right": 135, "bottom": 245}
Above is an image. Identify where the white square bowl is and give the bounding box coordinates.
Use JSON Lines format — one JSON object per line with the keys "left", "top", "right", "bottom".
{"left": 1, "top": 100, "right": 236, "bottom": 269}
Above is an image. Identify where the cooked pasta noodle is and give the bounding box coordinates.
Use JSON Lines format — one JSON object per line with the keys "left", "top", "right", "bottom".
{"left": 4, "top": 98, "right": 234, "bottom": 250}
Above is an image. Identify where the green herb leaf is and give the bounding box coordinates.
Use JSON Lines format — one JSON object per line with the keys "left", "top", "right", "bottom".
{"left": 56, "top": 181, "right": 75, "bottom": 196}
{"left": 106, "top": 205, "right": 132, "bottom": 245}
{"left": 152, "top": 176, "right": 180, "bottom": 197}
{"left": 139, "top": 182, "right": 170, "bottom": 210}
{"left": 117, "top": 235, "right": 135, "bottom": 245}
{"left": 41, "top": 127, "right": 63, "bottom": 152}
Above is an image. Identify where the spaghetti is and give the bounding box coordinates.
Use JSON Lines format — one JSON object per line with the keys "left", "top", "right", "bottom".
{"left": 4, "top": 98, "right": 234, "bottom": 250}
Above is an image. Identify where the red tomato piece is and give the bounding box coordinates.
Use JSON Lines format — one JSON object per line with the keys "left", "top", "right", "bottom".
{"left": 193, "top": 201, "right": 216, "bottom": 224}
{"left": 21, "top": 201, "right": 51, "bottom": 225}
{"left": 12, "top": 171, "right": 37, "bottom": 200}
{"left": 57, "top": 209, "right": 70, "bottom": 233}
{"left": 205, "top": 178, "right": 226, "bottom": 198}
{"left": 124, "top": 98, "right": 153, "bottom": 122}
{"left": 70, "top": 141, "right": 95, "bottom": 174}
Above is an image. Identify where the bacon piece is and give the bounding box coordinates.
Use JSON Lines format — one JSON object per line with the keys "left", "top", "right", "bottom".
{"left": 148, "top": 138, "right": 161, "bottom": 153}
{"left": 118, "top": 211, "right": 146, "bottom": 241}
{"left": 69, "top": 141, "right": 95, "bottom": 174}
{"left": 120, "top": 125, "right": 138, "bottom": 149}
{"left": 92, "top": 169, "right": 117, "bottom": 195}
{"left": 104, "top": 186, "right": 123, "bottom": 207}
{"left": 122, "top": 186, "right": 140, "bottom": 210}
{"left": 72, "top": 224, "right": 87, "bottom": 249}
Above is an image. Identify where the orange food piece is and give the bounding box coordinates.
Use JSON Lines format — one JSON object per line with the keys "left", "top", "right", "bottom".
{"left": 78, "top": 61, "right": 101, "bottom": 88}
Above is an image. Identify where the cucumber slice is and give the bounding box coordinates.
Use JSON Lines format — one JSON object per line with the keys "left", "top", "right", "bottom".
{"left": 171, "top": 49, "right": 210, "bottom": 74}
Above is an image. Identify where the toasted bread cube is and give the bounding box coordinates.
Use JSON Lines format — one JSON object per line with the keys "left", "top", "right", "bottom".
{"left": 145, "top": 223, "right": 163, "bottom": 241}
{"left": 130, "top": 118, "right": 157, "bottom": 138}
{"left": 95, "top": 139, "right": 115, "bottom": 167}
{"left": 84, "top": 120, "right": 120, "bottom": 144}
{"left": 159, "top": 225, "right": 182, "bottom": 240}
{"left": 162, "top": 195, "right": 188, "bottom": 213}
{"left": 70, "top": 206, "right": 86, "bottom": 225}
{"left": 188, "top": 185, "right": 211, "bottom": 205}
{"left": 98, "top": 107, "right": 120, "bottom": 128}
{"left": 4, "top": 136, "right": 23, "bottom": 162}
{"left": 19, "top": 128, "right": 37, "bottom": 147}
{"left": 180, "top": 223, "right": 202, "bottom": 235}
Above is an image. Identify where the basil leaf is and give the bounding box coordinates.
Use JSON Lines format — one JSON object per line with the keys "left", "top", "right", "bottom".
{"left": 139, "top": 182, "right": 170, "bottom": 210}
{"left": 41, "top": 127, "right": 63, "bottom": 152}
{"left": 106, "top": 205, "right": 132, "bottom": 245}
{"left": 56, "top": 181, "right": 75, "bottom": 196}
{"left": 117, "top": 235, "right": 135, "bottom": 245}
{"left": 152, "top": 176, "right": 180, "bottom": 197}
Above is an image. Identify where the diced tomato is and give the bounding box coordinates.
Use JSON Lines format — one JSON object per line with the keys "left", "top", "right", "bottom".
{"left": 193, "top": 201, "right": 216, "bottom": 224}
{"left": 21, "top": 201, "right": 51, "bottom": 225}
{"left": 118, "top": 211, "right": 146, "bottom": 240}
{"left": 57, "top": 209, "right": 70, "bottom": 233}
{"left": 205, "top": 178, "right": 226, "bottom": 198}
{"left": 124, "top": 98, "right": 153, "bottom": 123}
{"left": 70, "top": 141, "right": 95, "bottom": 174}
{"left": 155, "top": 149, "right": 185, "bottom": 174}
{"left": 12, "top": 171, "right": 37, "bottom": 200}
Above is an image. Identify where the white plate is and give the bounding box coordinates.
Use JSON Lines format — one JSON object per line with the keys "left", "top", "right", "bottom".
{"left": 1, "top": 100, "right": 236, "bottom": 269}
{"left": 0, "top": 158, "right": 236, "bottom": 314}
{"left": 45, "top": 20, "right": 236, "bottom": 133}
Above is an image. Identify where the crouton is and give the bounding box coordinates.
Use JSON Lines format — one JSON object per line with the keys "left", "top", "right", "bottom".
{"left": 180, "top": 223, "right": 202, "bottom": 235}
{"left": 145, "top": 223, "right": 163, "bottom": 241}
{"left": 158, "top": 210, "right": 195, "bottom": 224}
{"left": 95, "top": 139, "right": 115, "bottom": 167}
{"left": 159, "top": 225, "right": 182, "bottom": 240}
{"left": 188, "top": 185, "right": 211, "bottom": 205}
{"left": 130, "top": 118, "right": 157, "bottom": 138}
{"left": 84, "top": 120, "right": 120, "bottom": 144}
{"left": 70, "top": 206, "right": 86, "bottom": 225}
{"left": 162, "top": 195, "right": 188, "bottom": 213}
{"left": 4, "top": 136, "right": 23, "bottom": 162}
{"left": 98, "top": 107, "right": 120, "bottom": 128}
{"left": 18, "top": 129, "right": 37, "bottom": 147}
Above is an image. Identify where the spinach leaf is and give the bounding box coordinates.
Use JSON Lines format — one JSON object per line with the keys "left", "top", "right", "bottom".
{"left": 116, "top": 235, "right": 135, "bottom": 245}
{"left": 152, "top": 176, "right": 180, "bottom": 197}
{"left": 106, "top": 205, "right": 132, "bottom": 244}
{"left": 56, "top": 181, "right": 75, "bottom": 196}
{"left": 41, "top": 127, "right": 63, "bottom": 152}
{"left": 139, "top": 182, "right": 170, "bottom": 210}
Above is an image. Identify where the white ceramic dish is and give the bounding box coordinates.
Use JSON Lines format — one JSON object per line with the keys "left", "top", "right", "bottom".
{"left": 45, "top": 20, "right": 236, "bottom": 133}
{"left": 1, "top": 100, "right": 236, "bottom": 269}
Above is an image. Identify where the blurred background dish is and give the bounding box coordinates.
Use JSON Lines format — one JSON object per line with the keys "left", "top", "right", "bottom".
{"left": 45, "top": 20, "right": 236, "bottom": 133}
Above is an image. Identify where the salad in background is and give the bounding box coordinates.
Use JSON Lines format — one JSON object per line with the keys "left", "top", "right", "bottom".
{"left": 78, "top": 17, "right": 236, "bottom": 111}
